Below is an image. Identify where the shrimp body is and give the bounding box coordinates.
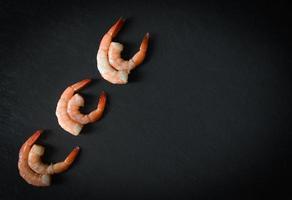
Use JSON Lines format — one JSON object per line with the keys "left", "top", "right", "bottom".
{"left": 56, "top": 79, "right": 106, "bottom": 135}
{"left": 97, "top": 18, "right": 149, "bottom": 84}
{"left": 56, "top": 79, "right": 90, "bottom": 135}
{"left": 18, "top": 130, "right": 51, "bottom": 187}
{"left": 97, "top": 18, "right": 128, "bottom": 84}
{"left": 28, "top": 144, "right": 80, "bottom": 175}
{"left": 67, "top": 91, "right": 106, "bottom": 124}
{"left": 108, "top": 33, "right": 149, "bottom": 71}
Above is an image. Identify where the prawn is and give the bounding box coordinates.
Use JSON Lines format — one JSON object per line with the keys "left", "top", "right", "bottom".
{"left": 67, "top": 91, "right": 106, "bottom": 124}
{"left": 96, "top": 18, "right": 149, "bottom": 84}
{"left": 56, "top": 79, "right": 106, "bottom": 135}
{"left": 108, "top": 33, "right": 149, "bottom": 72}
{"left": 18, "top": 130, "right": 51, "bottom": 187}
{"left": 56, "top": 79, "right": 90, "bottom": 135}
{"left": 28, "top": 144, "right": 80, "bottom": 175}
{"left": 97, "top": 18, "right": 128, "bottom": 84}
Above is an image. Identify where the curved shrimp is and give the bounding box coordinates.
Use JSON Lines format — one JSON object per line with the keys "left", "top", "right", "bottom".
{"left": 56, "top": 79, "right": 90, "bottom": 136}
{"left": 28, "top": 145, "right": 80, "bottom": 175}
{"left": 97, "top": 18, "right": 128, "bottom": 84}
{"left": 108, "top": 33, "right": 149, "bottom": 72}
{"left": 18, "top": 130, "right": 51, "bottom": 187}
{"left": 67, "top": 91, "right": 106, "bottom": 124}
{"left": 56, "top": 79, "right": 106, "bottom": 135}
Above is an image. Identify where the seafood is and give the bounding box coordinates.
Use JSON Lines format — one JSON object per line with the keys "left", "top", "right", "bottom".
{"left": 56, "top": 79, "right": 106, "bottom": 135}
{"left": 28, "top": 145, "right": 80, "bottom": 175}
{"left": 18, "top": 130, "right": 51, "bottom": 187}
{"left": 97, "top": 18, "right": 149, "bottom": 84}
{"left": 108, "top": 33, "right": 149, "bottom": 72}
{"left": 97, "top": 18, "right": 128, "bottom": 84}
{"left": 67, "top": 91, "right": 106, "bottom": 124}
{"left": 55, "top": 79, "right": 89, "bottom": 136}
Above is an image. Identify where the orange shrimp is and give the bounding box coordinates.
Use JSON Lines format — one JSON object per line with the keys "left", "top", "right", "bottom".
{"left": 96, "top": 18, "right": 149, "bottom": 84}
{"left": 56, "top": 79, "right": 106, "bottom": 135}
{"left": 96, "top": 18, "right": 128, "bottom": 84}
{"left": 28, "top": 145, "right": 80, "bottom": 175}
{"left": 67, "top": 91, "right": 106, "bottom": 124}
{"left": 108, "top": 33, "right": 149, "bottom": 71}
{"left": 18, "top": 130, "right": 51, "bottom": 187}
{"left": 56, "top": 79, "right": 90, "bottom": 136}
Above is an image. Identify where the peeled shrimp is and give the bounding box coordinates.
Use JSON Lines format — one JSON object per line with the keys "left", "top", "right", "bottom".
{"left": 108, "top": 33, "right": 149, "bottom": 72}
{"left": 96, "top": 18, "right": 149, "bottom": 84}
{"left": 97, "top": 18, "right": 128, "bottom": 84}
{"left": 28, "top": 144, "right": 80, "bottom": 175}
{"left": 18, "top": 130, "right": 51, "bottom": 187}
{"left": 56, "top": 79, "right": 90, "bottom": 135}
{"left": 67, "top": 91, "right": 106, "bottom": 124}
{"left": 56, "top": 79, "right": 106, "bottom": 135}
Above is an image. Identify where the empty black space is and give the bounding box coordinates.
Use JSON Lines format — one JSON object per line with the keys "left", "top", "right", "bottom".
{"left": 0, "top": 0, "right": 291, "bottom": 199}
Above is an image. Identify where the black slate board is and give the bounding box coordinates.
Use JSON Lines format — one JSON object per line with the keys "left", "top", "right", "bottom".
{"left": 0, "top": 0, "right": 291, "bottom": 199}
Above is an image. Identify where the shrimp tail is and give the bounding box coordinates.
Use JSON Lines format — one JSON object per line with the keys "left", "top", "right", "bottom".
{"left": 131, "top": 33, "right": 150, "bottom": 67}
{"left": 108, "top": 17, "right": 125, "bottom": 37}
{"left": 70, "top": 79, "right": 91, "bottom": 92}
{"left": 140, "top": 32, "right": 150, "bottom": 51}
{"left": 64, "top": 146, "right": 80, "bottom": 165}
{"left": 46, "top": 147, "right": 80, "bottom": 174}
{"left": 87, "top": 91, "right": 107, "bottom": 122}
{"left": 22, "top": 130, "right": 43, "bottom": 150}
{"left": 97, "top": 91, "right": 107, "bottom": 111}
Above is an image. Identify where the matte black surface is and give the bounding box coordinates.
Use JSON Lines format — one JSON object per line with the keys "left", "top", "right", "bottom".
{"left": 1, "top": 0, "right": 291, "bottom": 199}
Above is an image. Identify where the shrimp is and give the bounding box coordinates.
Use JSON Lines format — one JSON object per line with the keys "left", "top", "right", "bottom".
{"left": 108, "top": 33, "right": 149, "bottom": 72}
{"left": 96, "top": 18, "right": 149, "bottom": 84}
{"left": 28, "top": 145, "right": 80, "bottom": 175}
{"left": 67, "top": 91, "right": 106, "bottom": 124}
{"left": 18, "top": 130, "right": 51, "bottom": 187}
{"left": 97, "top": 18, "right": 128, "bottom": 84}
{"left": 56, "top": 79, "right": 90, "bottom": 136}
{"left": 56, "top": 79, "right": 106, "bottom": 135}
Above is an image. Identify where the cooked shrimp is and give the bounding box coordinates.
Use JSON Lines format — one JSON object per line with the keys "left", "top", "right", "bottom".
{"left": 56, "top": 79, "right": 91, "bottom": 136}
{"left": 97, "top": 18, "right": 129, "bottom": 84}
{"left": 67, "top": 91, "right": 106, "bottom": 124}
{"left": 56, "top": 79, "right": 106, "bottom": 135}
{"left": 28, "top": 145, "right": 80, "bottom": 175}
{"left": 108, "top": 33, "right": 149, "bottom": 71}
{"left": 18, "top": 130, "right": 51, "bottom": 187}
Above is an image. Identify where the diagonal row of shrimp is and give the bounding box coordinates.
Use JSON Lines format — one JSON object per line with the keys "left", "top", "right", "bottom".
{"left": 97, "top": 18, "right": 149, "bottom": 84}
{"left": 18, "top": 18, "right": 150, "bottom": 187}
{"left": 18, "top": 130, "right": 80, "bottom": 187}
{"left": 56, "top": 79, "right": 107, "bottom": 136}
{"left": 18, "top": 80, "right": 106, "bottom": 186}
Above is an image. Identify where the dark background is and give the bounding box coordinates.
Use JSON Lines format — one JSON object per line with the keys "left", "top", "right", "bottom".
{"left": 0, "top": 0, "right": 291, "bottom": 199}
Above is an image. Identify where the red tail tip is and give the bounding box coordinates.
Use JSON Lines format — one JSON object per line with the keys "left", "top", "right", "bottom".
{"left": 34, "top": 130, "right": 43, "bottom": 137}
{"left": 75, "top": 146, "right": 80, "bottom": 151}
